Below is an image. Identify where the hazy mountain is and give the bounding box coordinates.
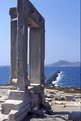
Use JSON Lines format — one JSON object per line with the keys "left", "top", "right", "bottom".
{"left": 46, "top": 60, "right": 81, "bottom": 67}
{"left": 0, "top": 60, "right": 81, "bottom": 68}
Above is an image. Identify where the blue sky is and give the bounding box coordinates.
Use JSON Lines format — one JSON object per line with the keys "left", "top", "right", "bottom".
{"left": 0, "top": 0, "right": 80, "bottom": 65}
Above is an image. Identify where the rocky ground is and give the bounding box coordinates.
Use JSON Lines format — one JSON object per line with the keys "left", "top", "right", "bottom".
{"left": 26, "top": 88, "right": 81, "bottom": 121}
{"left": 0, "top": 86, "right": 81, "bottom": 121}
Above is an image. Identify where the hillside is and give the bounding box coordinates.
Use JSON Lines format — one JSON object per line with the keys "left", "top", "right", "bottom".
{"left": 46, "top": 60, "right": 81, "bottom": 67}
{"left": 0, "top": 60, "right": 81, "bottom": 68}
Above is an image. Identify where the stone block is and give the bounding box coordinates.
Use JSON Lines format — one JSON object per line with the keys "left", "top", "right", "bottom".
{"left": 8, "top": 90, "right": 31, "bottom": 103}
{"left": 8, "top": 90, "right": 26, "bottom": 100}
{"left": 2, "top": 99, "right": 23, "bottom": 114}
{"left": 9, "top": 103, "right": 31, "bottom": 121}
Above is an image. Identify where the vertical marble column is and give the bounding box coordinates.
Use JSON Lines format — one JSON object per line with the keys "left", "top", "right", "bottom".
{"left": 29, "top": 21, "right": 45, "bottom": 84}
{"left": 10, "top": 15, "right": 17, "bottom": 84}
{"left": 41, "top": 21, "right": 45, "bottom": 84}
{"left": 17, "top": 0, "right": 28, "bottom": 90}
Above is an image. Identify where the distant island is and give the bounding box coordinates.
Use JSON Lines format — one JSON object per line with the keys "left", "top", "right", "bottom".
{"left": 0, "top": 65, "right": 10, "bottom": 68}
{"left": 0, "top": 60, "right": 81, "bottom": 68}
{"left": 46, "top": 60, "right": 81, "bottom": 67}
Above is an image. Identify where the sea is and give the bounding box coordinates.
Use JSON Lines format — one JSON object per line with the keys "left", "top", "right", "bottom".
{"left": 0, "top": 66, "right": 81, "bottom": 88}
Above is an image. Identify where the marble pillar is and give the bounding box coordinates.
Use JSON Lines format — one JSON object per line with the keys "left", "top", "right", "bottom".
{"left": 29, "top": 24, "right": 45, "bottom": 84}
{"left": 10, "top": 16, "right": 17, "bottom": 84}
{"left": 17, "top": 0, "right": 28, "bottom": 90}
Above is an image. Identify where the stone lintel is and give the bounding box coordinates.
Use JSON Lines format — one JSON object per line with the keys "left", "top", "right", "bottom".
{"left": 9, "top": 7, "right": 17, "bottom": 19}
{"left": 27, "top": 0, "right": 43, "bottom": 20}
{"left": 9, "top": 0, "right": 44, "bottom": 28}
{"left": 27, "top": 0, "right": 45, "bottom": 28}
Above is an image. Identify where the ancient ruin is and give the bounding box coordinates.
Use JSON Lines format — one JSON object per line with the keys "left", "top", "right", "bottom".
{"left": 1, "top": 0, "right": 45, "bottom": 120}
{"left": 0, "top": 1, "right": 81, "bottom": 121}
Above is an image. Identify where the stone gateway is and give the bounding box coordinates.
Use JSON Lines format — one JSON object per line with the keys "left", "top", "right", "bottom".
{"left": 1, "top": 0, "right": 45, "bottom": 120}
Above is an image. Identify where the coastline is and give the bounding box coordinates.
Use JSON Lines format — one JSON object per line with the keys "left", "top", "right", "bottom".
{"left": 0, "top": 66, "right": 80, "bottom": 88}
{"left": 0, "top": 84, "right": 81, "bottom": 93}
{"left": 45, "top": 85, "right": 81, "bottom": 93}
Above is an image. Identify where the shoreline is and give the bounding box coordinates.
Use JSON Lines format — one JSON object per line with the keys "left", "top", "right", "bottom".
{"left": 0, "top": 84, "right": 81, "bottom": 93}
{"left": 44, "top": 85, "right": 81, "bottom": 93}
